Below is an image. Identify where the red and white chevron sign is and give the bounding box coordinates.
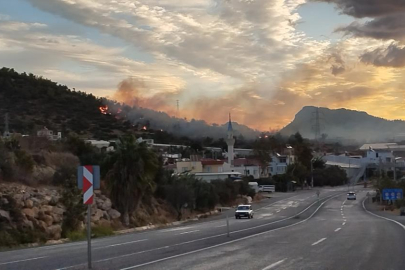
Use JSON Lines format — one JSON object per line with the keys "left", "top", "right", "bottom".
{"left": 82, "top": 166, "right": 94, "bottom": 205}
{"left": 77, "top": 165, "right": 100, "bottom": 205}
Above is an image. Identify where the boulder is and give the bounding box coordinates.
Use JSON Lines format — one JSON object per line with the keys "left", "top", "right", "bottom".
{"left": 25, "top": 199, "right": 34, "bottom": 209}
{"left": 49, "top": 196, "right": 59, "bottom": 206}
{"left": 1, "top": 197, "right": 9, "bottom": 205}
{"left": 91, "top": 209, "right": 103, "bottom": 222}
{"left": 108, "top": 209, "right": 121, "bottom": 220}
{"left": 100, "top": 199, "right": 112, "bottom": 211}
{"left": 53, "top": 207, "right": 64, "bottom": 215}
{"left": 37, "top": 220, "right": 48, "bottom": 231}
{"left": 103, "top": 211, "right": 110, "bottom": 221}
{"left": 42, "top": 205, "right": 53, "bottom": 215}
{"left": 22, "top": 218, "right": 34, "bottom": 229}
{"left": 46, "top": 225, "right": 62, "bottom": 240}
{"left": 51, "top": 213, "right": 62, "bottom": 223}
{"left": 43, "top": 196, "right": 52, "bottom": 204}
{"left": 96, "top": 219, "right": 111, "bottom": 227}
{"left": 40, "top": 214, "right": 54, "bottom": 226}
{"left": 22, "top": 208, "right": 36, "bottom": 219}
{"left": 0, "top": 209, "right": 10, "bottom": 222}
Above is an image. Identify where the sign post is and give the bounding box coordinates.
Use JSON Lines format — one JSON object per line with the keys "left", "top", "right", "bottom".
{"left": 78, "top": 166, "right": 100, "bottom": 270}
{"left": 316, "top": 190, "right": 320, "bottom": 203}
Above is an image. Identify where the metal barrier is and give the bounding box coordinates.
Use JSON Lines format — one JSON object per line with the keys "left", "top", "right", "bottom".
{"left": 259, "top": 185, "right": 275, "bottom": 192}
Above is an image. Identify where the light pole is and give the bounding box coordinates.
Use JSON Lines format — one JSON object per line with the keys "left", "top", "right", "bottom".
{"left": 310, "top": 158, "right": 315, "bottom": 188}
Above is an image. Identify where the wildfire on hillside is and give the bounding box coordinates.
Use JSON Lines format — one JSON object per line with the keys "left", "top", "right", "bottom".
{"left": 99, "top": 105, "right": 108, "bottom": 115}
{"left": 142, "top": 126, "right": 147, "bottom": 130}
{"left": 117, "top": 108, "right": 122, "bottom": 114}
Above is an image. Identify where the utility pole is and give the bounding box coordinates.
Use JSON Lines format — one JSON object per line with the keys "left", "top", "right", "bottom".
{"left": 176, "top": 100, "right": 179, "bottom": 118}
{"left": 3, "top": 113, "right": 10, "bottom": 138}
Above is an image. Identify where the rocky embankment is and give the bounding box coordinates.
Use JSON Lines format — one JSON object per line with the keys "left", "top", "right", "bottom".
{"left": 0, "top": 183, "right": 122, "bottom": 242}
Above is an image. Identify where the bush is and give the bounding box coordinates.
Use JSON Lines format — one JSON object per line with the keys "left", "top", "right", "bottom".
{"left": 92, "top": 225, "right": 114, "bottom": 238}
{"left": 61, "top": 177, "right": 86, "bottom": 237}
{"left": 14, "top": 150, "right": 34, "bottom": 173}
{"left": 0, "top": 231, "right": 17, "bottom": 248}
{"left": 66, "top": 230, "right": 86, "bottom": 241}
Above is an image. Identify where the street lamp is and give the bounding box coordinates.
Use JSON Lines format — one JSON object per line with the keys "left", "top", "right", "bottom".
{"left": 310, "top": 158, "right": 315, "bottom": 188}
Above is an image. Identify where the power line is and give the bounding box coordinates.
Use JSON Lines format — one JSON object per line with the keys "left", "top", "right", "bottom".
{"left": 311, "top": 107, "right": 325, "bottom": 142}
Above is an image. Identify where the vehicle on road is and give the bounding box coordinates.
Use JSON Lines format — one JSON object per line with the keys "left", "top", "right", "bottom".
{"left": 235, "top": 205, "right": 254, "bottom": 219}
{"left": 347, "top": 192, "right": 356, "bottom": 200}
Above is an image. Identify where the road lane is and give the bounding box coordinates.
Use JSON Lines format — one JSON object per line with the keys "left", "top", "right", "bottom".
{"left": 0, "top": 188, "right": 345, "bottom": 270}
{"left": 135, "top": 189, "right": 405, "bottom": 270}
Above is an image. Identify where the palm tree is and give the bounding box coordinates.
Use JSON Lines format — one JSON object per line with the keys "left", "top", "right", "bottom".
{"left": 105, "top": 135, "right": 158, "bottom": 226}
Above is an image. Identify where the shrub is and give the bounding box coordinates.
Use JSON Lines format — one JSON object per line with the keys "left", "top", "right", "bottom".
{"left": 61, "top": 177, "right": 86, "bottom": 237}
{"left": 92, "top": 225, "right": 114, "bottom": 238}
{"left": 66, "top": 230, "right": 86, "bottom": 241}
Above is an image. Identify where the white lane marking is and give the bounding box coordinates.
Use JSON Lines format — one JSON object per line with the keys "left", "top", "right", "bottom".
{"left": 55, "top": 246, "right": 172, "bottom": 270}
{"left": 94, "top": 239, "right": 148, "bottom": 249}
{"left": 119, "top": 193, "right": 343, "bottom": 270}
{"left": 0, "top": 256, "right": 48, "bottom": 266}
{"left": 160, "top": 226, "right": 192, "bottom": 232}
{"left": 276, "top": 210, "right": 281, "bottom": 213}
{"left": 311, "top": 238, "right": 327, "bottom": 246}
{"left": 261, "top": 259, "right": 287, "bottom": 270}
{"left": 215, "top": 224, "right": 227, "bottom": 228}
{"left": 335, "top": 228, "right": 341, "bottom": 232}
{"left": 282, "top": 207, "right": 287, "bottom": 210}
{"left": 362, "top": 198, "right": 405, "bottom": 230}
{"left": 342, "top": 216, "right": 346, "bottom": 219}
{"left": 177, "top": 230, "right": 200, "bottom": 235}
{"left": 342, "top": 222, "right": 346, "bottom": 225}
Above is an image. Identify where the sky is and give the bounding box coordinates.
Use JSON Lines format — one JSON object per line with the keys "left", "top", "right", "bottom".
{"left": 1, "top": 0, "right": 405, "bottom": 131}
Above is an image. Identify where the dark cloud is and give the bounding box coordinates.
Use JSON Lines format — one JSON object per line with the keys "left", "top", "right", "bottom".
{"left": 316, "top": 0, "right": 405, "bottom": 18}
{"left": 337, "top": 14, "right": 405, "bottom": 40}
{"left": 328, "top": 53, "right": 346, "bottom": 75}
{"left": 360, "top": 43, "right": 405, "bottom": 67}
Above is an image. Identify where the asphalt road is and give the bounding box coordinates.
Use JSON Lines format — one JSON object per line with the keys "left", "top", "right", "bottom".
{"left": 2, "top": 187, "right": 404, "bottom": 270}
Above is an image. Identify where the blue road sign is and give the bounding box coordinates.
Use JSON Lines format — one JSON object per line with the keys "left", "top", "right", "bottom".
{"left": 382, "top": 188, "right": 403, "bottom": 201}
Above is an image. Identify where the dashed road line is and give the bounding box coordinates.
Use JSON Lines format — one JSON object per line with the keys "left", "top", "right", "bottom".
{"left": 0, "top": 256, "right": 48, "bottom": 266}
{"left": 335, "top": 228, "right": 341, "bottom": 232}
{"left": 261, "top": 259, "right": 287, "bottom": 270}
{"left": 177, "top": 230, "right": 200, "bottom": 235}
{"left": 312, "top": 238, "right": 327, "bottom": 246}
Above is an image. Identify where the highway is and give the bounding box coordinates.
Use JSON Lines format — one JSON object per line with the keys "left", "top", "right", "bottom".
{"left": 1, "top": 187, "right": 405, "bottom": 270}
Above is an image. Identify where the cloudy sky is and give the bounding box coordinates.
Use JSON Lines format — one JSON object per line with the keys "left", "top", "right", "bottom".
{"left": 1, "top": 0, "right": 404, "bottom": 131}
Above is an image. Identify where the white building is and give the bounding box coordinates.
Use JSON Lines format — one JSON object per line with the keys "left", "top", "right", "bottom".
{"left": 269, "top": 147, "right": 296, "bottom": 175}
{"left": 85, "top": 140, "right": 114, "bottom": 152}
{"left": 37, "top": 127, "right": 61, "bottom": 141}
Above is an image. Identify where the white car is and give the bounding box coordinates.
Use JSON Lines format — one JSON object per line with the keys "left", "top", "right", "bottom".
{"left": 347, "top": 192, "right": 356, "bottom": 200}
{"left": 235, "top": 205, "right": 254, "bottom": 219}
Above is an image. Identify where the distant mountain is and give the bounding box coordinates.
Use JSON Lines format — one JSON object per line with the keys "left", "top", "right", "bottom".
{"left": 280, "top": 106, "right": 405, "bottom": 144}
{"left": 0, "top": 68, "right": 259, "bottom": 141}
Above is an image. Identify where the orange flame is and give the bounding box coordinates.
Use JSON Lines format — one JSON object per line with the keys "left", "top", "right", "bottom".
{"left": 142, "top": 126, "right": 147, "bottom": 130}
{"left": 99, "top": 105, "right": 108, "bottom": 115}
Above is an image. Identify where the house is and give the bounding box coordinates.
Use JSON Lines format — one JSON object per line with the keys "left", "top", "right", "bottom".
{"left": 37, "top": 127, "right": 61, "bottom": 141}
{"left": 85, "top": 140, "right": 114, "bottom": 152}
{"left": 269, "top": 146, "right": 296, "bottom": 175}
{"left": 233, "top": 158, "right": 265, "bottom": 179}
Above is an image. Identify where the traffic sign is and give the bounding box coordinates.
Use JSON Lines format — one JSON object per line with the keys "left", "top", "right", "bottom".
{"left": 382, "top": 188, "right": 403, "bottom": 201}
{"left": 77, "top": 166, "right": 100, "bottom": 204}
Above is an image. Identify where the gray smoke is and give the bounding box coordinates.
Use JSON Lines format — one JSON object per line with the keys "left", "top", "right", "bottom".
{"left": 360, "top": 43, "right": 405, "bottom": 67}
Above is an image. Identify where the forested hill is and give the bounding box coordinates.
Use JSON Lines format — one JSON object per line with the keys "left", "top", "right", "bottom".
{"left": 0, "top": 68, "right": 132, "bottom": 139}
{"left": 0, "top": 68, "right": 259, "bottom": 141}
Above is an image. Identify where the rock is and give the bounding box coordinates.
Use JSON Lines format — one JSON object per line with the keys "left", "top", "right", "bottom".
{"left": 108, "top": 209, "right": 121, "bottom": 220}
{"left": 103, "top": 211, "right": 110, "bottom": 221}
{"left": 22, "top": 193, "right": 30, "bottom": 200}
{"left": 53, "top": 207, "right": 64, "bottom": 215}
{"left": 1, "top": 197, "right": 9, "bottom": 205}
{"left": 111, "top": 219, "right": 123, "bottom": 230}
{"left": 96, "top": 219, "right": 111, "bottom": 227}
{"left": 25, "top": 199, "right": 34, "bottom": 209}
{"left": 51, "top": 213, "right": 62, "bottom": 223}
{"left": 22, "top": 218, "right": 34, "bottom": 229}
{"left": 46, "top": 225, "right": 62, "bottom": 240}
{"left": 40, "top": 214, "right": 54, "bottom": 226}
{"left": 43, "top": 195, "right": 52, "bottom": 204}
{"left": 37, "top": 220, "right": 47, "bottom": 231}
{"left": 42, "top": 205, "right": 53, "bottom": 215}
{"left": 22, "top": 208, "right": 36, "bottom": 219}
{"left": 91, "top": 209, "right": 103, "bottom": 222}
{"left": 32, "top": 207, "right": 39, "bottom": 218}
{"left": 0, "top": 209, "right": 10, "bottom": 222}
{"left": 100, "top": 199, "right": 112, "bottom": 211}
{"left": 49, "top": 196, "right": 59, "bottom": 206}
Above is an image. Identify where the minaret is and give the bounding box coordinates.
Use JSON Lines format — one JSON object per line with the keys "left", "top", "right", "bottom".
{"left": 225, "top": 113, "right": 235, "bottom": 166}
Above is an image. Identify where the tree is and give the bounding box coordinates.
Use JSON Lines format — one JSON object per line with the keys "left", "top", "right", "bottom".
{"left": 164, "top": 174, "right": 195, "bottom": 220}
{"left": 105, "top": 135, "right": 158, "bottom": 226}
{"left": 312, "top": 157, "right": 326, "bottom": 169}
